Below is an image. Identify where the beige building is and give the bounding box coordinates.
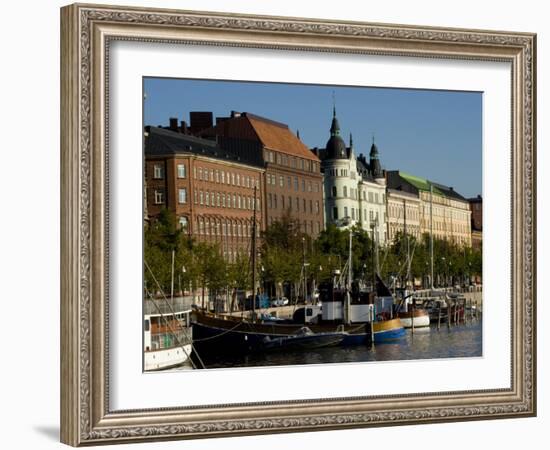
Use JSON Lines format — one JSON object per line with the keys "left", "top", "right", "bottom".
{"left": 386, "top": 188, "right": 421, "bottom": 243}
{"left": 386, "top": 171, "right": 472, "bottom": 247}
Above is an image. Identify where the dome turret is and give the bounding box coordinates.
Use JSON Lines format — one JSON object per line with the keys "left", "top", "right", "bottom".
{"left": 325, "top": 106, "right": 348, "bottom": 159}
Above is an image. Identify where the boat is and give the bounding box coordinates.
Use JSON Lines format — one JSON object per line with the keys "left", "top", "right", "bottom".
{"left": 143, "top": 251, "right": 196, "bottom": 371}
{"left": 397, "top": 307, "right": 431, "bottom": 328}
{"left": 192, "top": 309, "right": 403, "bottom": 354}
{"left": 144, "top": 301, "right": 193, "bottom": 371}
{"left": 261, "top": 327, "right": 347, "bottom": 351}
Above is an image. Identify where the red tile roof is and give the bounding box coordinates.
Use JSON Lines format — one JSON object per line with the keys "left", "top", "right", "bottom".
{"left": 203, "top": 113, "right": 319, "bottom": 162}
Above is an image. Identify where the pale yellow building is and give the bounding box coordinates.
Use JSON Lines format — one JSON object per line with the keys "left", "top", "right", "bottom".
{"left": 386, "top": 188, "right": 421, "bottom": 243}
{"left": 386, "top": 171, "right": 472, "bottom": 247}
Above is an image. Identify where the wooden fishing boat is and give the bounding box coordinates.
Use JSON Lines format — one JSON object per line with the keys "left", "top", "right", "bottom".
{"left": 261, "top": 327, "right": 346, "bottom": 351}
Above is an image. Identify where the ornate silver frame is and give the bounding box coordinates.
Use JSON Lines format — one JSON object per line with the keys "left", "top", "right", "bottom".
{"left": 60, "top": 3, "right": 536, "bottom": 446}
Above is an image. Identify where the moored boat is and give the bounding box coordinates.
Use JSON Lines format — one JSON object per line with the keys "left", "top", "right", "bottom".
{"left": 144, "top": 305, "right": 193, "bottom": 371}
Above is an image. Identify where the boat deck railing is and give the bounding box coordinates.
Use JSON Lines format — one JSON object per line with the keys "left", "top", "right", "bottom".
{"left": 144, "top": 296, "right": 192, "bottom": 316}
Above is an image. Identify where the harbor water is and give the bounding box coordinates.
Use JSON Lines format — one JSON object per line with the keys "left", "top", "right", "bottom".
{"left": 191, "top": 320, "right": 482, "bottom": 370}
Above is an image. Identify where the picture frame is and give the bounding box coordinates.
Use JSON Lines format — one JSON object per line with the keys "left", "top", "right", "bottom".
{"left": 60, "top": 2, "right": 536, "bottom": 446}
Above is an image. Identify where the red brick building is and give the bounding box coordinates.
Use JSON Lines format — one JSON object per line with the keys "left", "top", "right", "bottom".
{"left": 145, "top": 127, "right": 265, "bottom": 262}
{"left": 468, "top": 195, "right": 483, "bottom": 250}
{"left": 200, "top": 112, "right": 325, "bottom": 237}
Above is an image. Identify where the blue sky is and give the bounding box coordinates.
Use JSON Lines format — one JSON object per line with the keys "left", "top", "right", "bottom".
{"left": 144, "top": 78, "right": 482, "bottom": 198}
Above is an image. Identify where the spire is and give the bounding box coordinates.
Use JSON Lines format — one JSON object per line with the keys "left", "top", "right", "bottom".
{"left": 349, "top": 133, "right": 353, "bottom": 148}
{"left": 369, "top": 134, "right": 383, "bottom": 178}
{"left": 370, "top": 134, "right": 379, "bottom": 158}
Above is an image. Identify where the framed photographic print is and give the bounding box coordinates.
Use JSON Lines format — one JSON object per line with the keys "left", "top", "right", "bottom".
{"left": 60, "top": 3, "right": 536, "bottom": 446}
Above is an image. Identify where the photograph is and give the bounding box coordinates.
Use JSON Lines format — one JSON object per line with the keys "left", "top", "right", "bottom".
{"left": 142, "top": 78, "right": 484, "bottom": 371}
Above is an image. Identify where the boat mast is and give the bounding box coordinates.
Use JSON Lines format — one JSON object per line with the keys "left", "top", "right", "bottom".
{"left": 171, "top": 249, "right": 175, "bottom": 303}
{"left": 251, "top": 184, "right": 257, "bottom": 320}
{"left": 429, "top": 183, "right": 434, "bottom": 290}
{"left": 345, "top": 224, "right": 352, "bottom": 324}
{"left": 404, "top": 199, "right": 411, "bottom": 290}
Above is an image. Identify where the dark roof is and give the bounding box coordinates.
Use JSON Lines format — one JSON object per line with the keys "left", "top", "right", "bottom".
{"left": 144, "top": 127, "right": 264, "bottom": 168}
{"left": 386, "top": 170, "right": 467, "bottom": 202}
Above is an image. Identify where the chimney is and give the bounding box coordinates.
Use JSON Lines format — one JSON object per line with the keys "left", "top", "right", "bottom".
{"left": 181, "top": 120, "right": 188, "bottom": 134}
{"left": 169, "top": 117, "right": 179, "bottom": 132}
{"left": 189, "top": 112, "right": 213, "bottom": 133}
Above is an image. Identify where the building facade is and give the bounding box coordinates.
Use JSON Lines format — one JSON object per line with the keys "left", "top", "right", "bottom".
{"left": 386, "top": 188, "right": 421, "bottom": 242}
{"left": 313, "top": 108, "right": 387, "bottom": 243}
{"left": 200, "top": 111, "right": 325, "bottom": 237}
{"left": 386, "top": 171, "right": 472, "bottom": 247}
{"left": 469, "top": 195, "right": 483, "bottom": 250}
{"left": 145, "top": 126, "right": 265, "bottom": 262}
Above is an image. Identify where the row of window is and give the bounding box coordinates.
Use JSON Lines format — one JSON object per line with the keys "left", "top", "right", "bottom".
{"left": 332, "top": 206, "right": 383, "bottom": 224}
{"left": 194, "top": 165, "right": 259, "bottom": 189}
{"left": 388, "top": 204, "right": 420, "bottom": 221}
{"left": 421, "top": 220, "right": 471, "bottom": 234}
{"left": 326, "top": 168, "right": 353, "bottom": 178}
{"left": 152, "top": 163, "right": 187, "bottom": 180}
{"left": 194, "top": 190, "right": 261, "bottom": 211}
{"left": 267, "top": 194, "right": 320, "bottom": 215}
{"left": 268, "top": 217, "right": 322, "bottom": 235}
{"left": 265, "top": 150, "right": 319, "bottom": 173}
{"left": 331, "top": 185, "right": 385, "bottom": 203}
{"left": 195, "top": 217, "right": 259, "bottom": 239}
{"left": 266, "top": 173, "right": 321, "bottom": 193}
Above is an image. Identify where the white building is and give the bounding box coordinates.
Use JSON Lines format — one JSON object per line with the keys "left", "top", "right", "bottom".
{"left": 314, "top": 108, "right": 387, "bottom": 244}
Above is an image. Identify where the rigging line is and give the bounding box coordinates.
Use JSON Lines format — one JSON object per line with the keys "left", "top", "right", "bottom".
{"left": 144, "top": 260, "right": 206, "bottom": 369}
{"left": 144, "top": 286, "right": 197, "bottom": 370}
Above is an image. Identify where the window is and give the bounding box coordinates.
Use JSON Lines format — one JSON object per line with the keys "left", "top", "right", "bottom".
{"left": 302, "top": 179, "right": 306, "bottom": 192}
{"left": 303, "top": 198, "right": 306, "bottom": 212}
{"left": 288, "top": 196, "right": 292, "bottom": 210}
{"left": 231, "top": 173, "right": 235, "bottom": 185}
{"left": 287, "top": 176, "right": 291, "bottom": 188}
{"left": 177, "top": 164, "right": 186, "bottom": 178}
{"left": 221, "top": 171, "right": 225, "bottom": 184}
{"left": 154, "top": 190, "right": 164, "bottom": 204}
{"left": 316, "top": 201, "right": 320, "bottom": 214}
{"left": 308, "top": 181, "right": 312, "bottom": 192}
{"left": 153, "top": 164, "right": 164, "bottom": 179}
{"left": 199, "top": 191, "right": 204, "bottom": 205}
{"left": 205, "top": 192, "right": 210, "bottom": 206}
{"left": 333, "top": 207, "right": 338, "bottom": 220}
{"left": 296, "top": 197, "right": 300, "bottom": 212}
{"left": 344, "top": 206, "right": 348, "bottom": 218}
{"left": 222, "top": 193, "right": 226, "bottom": 208}
{"left": 194, "top": 190, "right": 198, "bottom": 204}
{"left": 375, "top": 193, "right": 379, "bottom": 203}
{"left": 351, "top": 208, "right": 355, "bottom": 220}
{"left": 310, "top": 200, "right": 313, "bottom": 214}
{"left": 274, "top": 195, "right": 278, "bottom": 209}
{"left": 237, "top": 174, "right": 240, "bottom": 186}
{"left": 216, "top": 193, "right": 220, "bottom": 207}
{"left": 343, "top": 186, "right": 347, "bottom": 197}
{"left": 198, "top": 168, "right": 203, "bottom": 180}
{"left": 179, "top": 216, "right": 188, "bottom": 229}
{"left": 294, "top": 177, "right": 299, "bottom": 191}
{"left": 279, "top": 175, "right": 284, "bottom": 187}
{"left": 282, "top": 195, "right": 285, "bottom": 209}
{"left": 210, "top": 169, "right": 214, "bottom": 182}
{"left": 178, "top": 188, "right": 187, "bottom": 204}
{"left": 332, "top": 186, "right": 337, "bottom": 197}
{"left": 215, "top": 170, "right": 219, "bottom": 183}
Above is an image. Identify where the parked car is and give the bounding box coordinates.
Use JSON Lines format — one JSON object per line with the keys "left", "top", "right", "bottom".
{"left": 271, "top": 297, "right": 289, "bottom": 307}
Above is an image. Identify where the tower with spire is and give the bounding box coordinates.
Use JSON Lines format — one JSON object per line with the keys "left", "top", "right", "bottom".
{"left": 314, "top": 101, "right": 387, "bottom": 243}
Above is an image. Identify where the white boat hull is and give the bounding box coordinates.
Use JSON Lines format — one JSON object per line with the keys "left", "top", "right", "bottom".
{"left": 399, "top": 315, "right": 431, "bottom": 328}
{"left": 144, "top": 344, "right": 192, "bottom": 371}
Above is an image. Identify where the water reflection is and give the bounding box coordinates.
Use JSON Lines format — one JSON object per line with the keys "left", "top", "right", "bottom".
{"left": 195, "top": 321, "right": 482, "bottom": 370}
